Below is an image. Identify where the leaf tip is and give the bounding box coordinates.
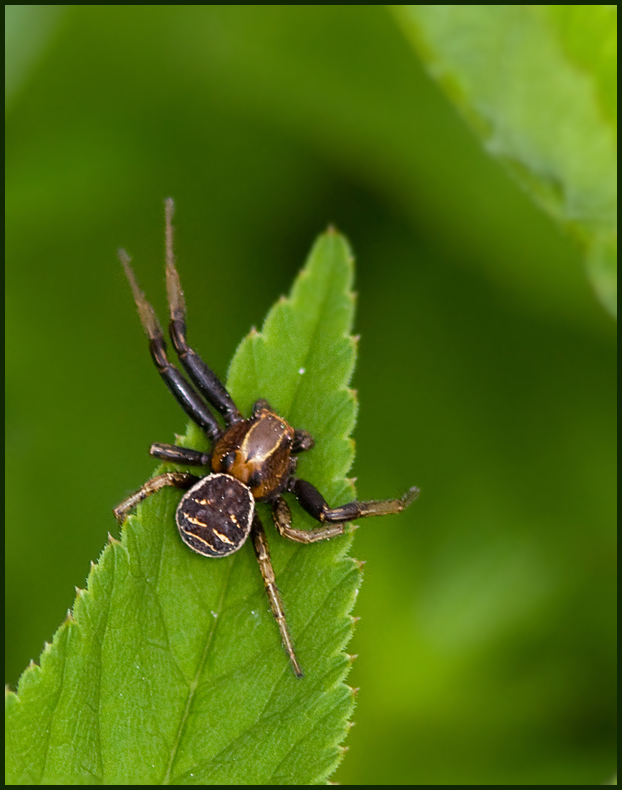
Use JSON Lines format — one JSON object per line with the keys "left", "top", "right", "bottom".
{"left": 107, "top": 531, "right": 121, "bottom": 545}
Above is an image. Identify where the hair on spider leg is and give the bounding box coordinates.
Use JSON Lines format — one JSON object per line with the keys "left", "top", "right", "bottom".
{"left": 117, "top": 249, "right": 163, "bottom": 342}
{"left": 164, "top": 198, "right": 186, "bottom": 320}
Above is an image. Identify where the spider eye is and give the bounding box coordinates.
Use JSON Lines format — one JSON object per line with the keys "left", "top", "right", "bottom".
{"left": 221, "top": 451, "right": 236, "bottom": 472}
{"left": 248, "top": 470, "right": 262, "bottom": 489}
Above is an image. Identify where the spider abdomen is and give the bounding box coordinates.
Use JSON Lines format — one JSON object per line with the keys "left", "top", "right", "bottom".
{"left": 176, "top": 473, "right": 254, "bottom": 557}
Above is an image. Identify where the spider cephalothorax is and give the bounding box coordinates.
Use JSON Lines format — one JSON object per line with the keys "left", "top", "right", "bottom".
{"left": 114, "top": 199, "right": 419, "bottom": 677}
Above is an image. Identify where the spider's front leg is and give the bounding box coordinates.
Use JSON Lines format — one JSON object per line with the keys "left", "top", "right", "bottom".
{"left": 163, "top": 199, "right": 242, "bottom": 427}
{"left": 118, "top": 250, "right": 221, "bottom": 442}
{"left": 251, "top": 514, "right": 303, "bottom": 677}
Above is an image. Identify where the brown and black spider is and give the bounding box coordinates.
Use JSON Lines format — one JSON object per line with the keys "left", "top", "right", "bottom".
{"left": 114, "top": 199, "right": 419, "bottom": 677}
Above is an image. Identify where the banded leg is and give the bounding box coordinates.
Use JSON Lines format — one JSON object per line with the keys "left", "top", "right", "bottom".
{"left": 164, "top": 199, "right": 242, "bottom": 426}
{"left": 113, "top": 471, "right": 200, "bottom": 524}
{"left": 119, "top": 250, "right": 221, "bottom": 441}
{"left": 272, "top": 497, "right": 347, "bottom": 543}
{"left": 289, "top": 478, "right": 420, "bottom": 526}
{"left": 150, "top": 442, "right": 210, "bottom": 466}
{"left": 251, "top": 514, "right": 303, "bottom": 677}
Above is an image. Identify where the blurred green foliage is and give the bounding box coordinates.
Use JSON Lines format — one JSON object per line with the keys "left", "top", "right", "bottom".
{"left": 396, "top": 5, "right": 617, "bottom": 317}
{"left": 6, "top": 5, "right": 616, "bottom": 785}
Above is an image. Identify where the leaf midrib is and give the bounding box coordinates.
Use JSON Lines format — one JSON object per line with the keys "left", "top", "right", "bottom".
{"left": 162, "top": 553, "right": 236, "bottom": 785}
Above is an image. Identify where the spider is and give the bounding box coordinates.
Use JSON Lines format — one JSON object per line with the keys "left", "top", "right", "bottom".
{"left": 114, "top": 199, "right": 419, "bottom": 677}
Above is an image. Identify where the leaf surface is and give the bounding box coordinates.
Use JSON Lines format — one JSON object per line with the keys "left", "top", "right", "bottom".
{"left": 394, "top": 4, "right": 617, "bottom": 316}
{"left": 6, "top": 230, "right": 360, "bottom": 785}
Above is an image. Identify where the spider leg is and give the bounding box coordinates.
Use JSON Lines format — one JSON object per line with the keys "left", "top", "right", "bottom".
{"left": 292, "top": 429, "right": 314, "bottom": 454}
{"left": 289, "top": 478, "right": 420, "bottom": 525}
{"left": 251, "top": 398, "right": 271, "bottom": 415}
{"left": 113, "top": 471, "right": 200, "bottom": 524}
{"left": 150, "top": 442, "right": 210, "bottom": 466}
{"left": 272, "top": 497, "right": 346, "bottom": 543}
{"left": 119, "top": 250, "right": 221, "bottom": 442}
{"left": 164, "top": 199, "right": 242, "bottom": 427}
{"left": 251, "top": 513, "right": 303, "bottom": 677}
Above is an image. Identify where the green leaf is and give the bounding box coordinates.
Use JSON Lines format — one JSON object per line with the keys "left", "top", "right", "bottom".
{"left": 5, "top": 230, "right": 360, "bottom": 785}
{"left": 393, "top": 4, "right": 617, "bottom": 316}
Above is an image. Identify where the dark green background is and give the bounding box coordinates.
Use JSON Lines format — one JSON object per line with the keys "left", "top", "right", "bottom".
{"left": 6, "top": 6, "right": 615, "bottom": 785}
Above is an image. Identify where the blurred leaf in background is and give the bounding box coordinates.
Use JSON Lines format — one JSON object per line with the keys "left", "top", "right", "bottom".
{"left": 6, "top": 5, "right": 616, "bottom": 785}
{"left": 394, "top": 5, "right": 617, "bottom": 316}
